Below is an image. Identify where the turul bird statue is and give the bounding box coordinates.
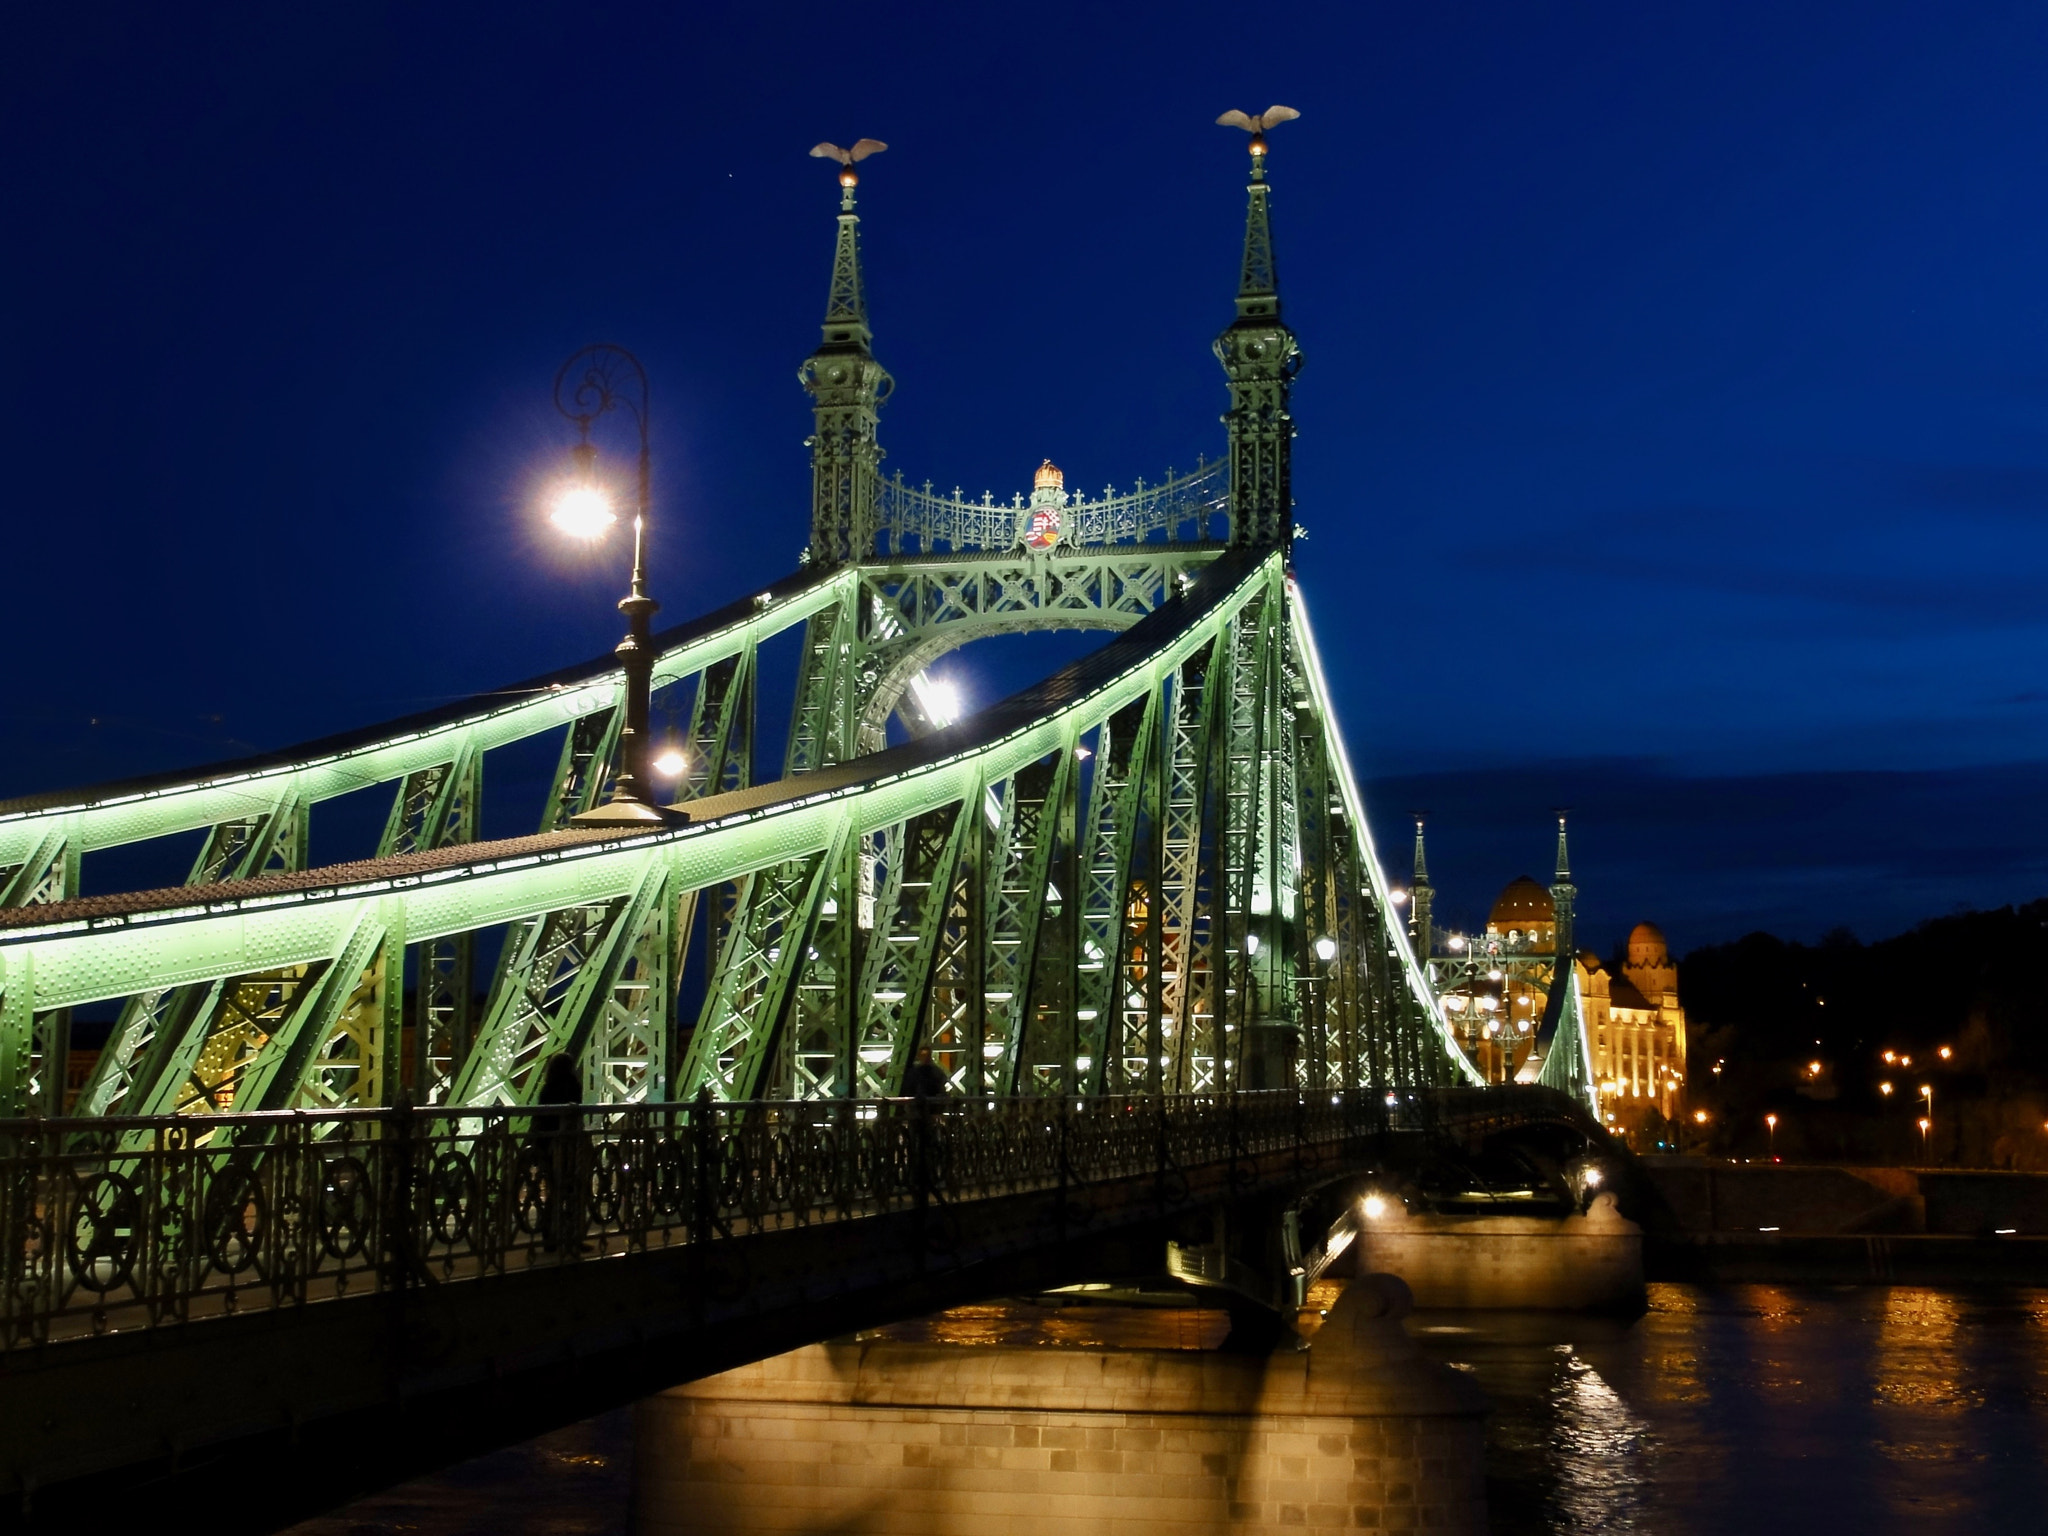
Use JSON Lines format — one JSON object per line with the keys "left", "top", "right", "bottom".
{"left": 810, "top": 139, "right": 888, "bottom": 166}
{"left": 1215, "top": 106, "right": 1299, "bottom": 160}
{"left": 811, "top": 139, "right": 887, "bottom": 192}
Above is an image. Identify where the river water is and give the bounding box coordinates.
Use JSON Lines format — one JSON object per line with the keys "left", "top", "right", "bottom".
{"left": 289, "top": 1283, "right": 2048, "bottom": 1536}
{"left": 1414, "top": 1283, "right": 2048, "bottom": 1535}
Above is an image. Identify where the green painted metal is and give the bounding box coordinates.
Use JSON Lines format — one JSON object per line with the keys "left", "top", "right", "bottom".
{"left": 0, "top": 551, "right": 1486, "bottom": 1118}
{"left": 1216, "top": 141, "right": 1302, "bottom": 550}
{"left": 0, "top": 131, "right": 1536, "bottom": 1131}
{"left": 0, "top": 572, "right": 855, "bottom": 876}
{"left": 802, "top": 169, "right": 893, "bottom": 567}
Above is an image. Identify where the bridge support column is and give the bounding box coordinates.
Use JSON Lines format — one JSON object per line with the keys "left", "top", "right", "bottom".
{"left": 1353, "top": 1192, "right": 1645, "bottom": 1312}
{"left": 635, "top": 1276, "right": 1486, "bottom": 1536}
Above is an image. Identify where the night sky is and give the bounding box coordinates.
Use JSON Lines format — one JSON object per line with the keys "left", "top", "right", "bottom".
{"left": 6, "top": 2, "right": 2047, "bottom": 953}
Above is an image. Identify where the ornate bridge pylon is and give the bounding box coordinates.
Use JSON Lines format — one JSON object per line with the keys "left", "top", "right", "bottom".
{"left": 0, "top": 124, "right": 1583, "bottom": 1122}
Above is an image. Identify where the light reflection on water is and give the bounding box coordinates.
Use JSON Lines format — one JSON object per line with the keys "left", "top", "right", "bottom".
{"left": 1412, "top": 1283, "right": 2048, "bottom": 1536}
{"left": 293, "top": 1283, "right": 2048, "bottom": 1535}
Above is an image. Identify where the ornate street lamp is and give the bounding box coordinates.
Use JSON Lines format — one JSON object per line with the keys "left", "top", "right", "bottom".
{"left": 548, "top": 344, "right": 685, "bottom": 827}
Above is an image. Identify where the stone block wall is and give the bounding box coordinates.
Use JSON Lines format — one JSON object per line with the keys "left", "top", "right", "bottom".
{"left": 635, "top": 1278, "right": 1486, "bottom": 1536}
{"left": 1351, "top": 1191, "right": 1644, "bottom": 1311}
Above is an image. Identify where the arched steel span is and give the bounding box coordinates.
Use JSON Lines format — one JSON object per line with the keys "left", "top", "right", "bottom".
{"left": 0, "top": 121, "right": 1611, "bottom": 1125}
{"left": 0, "top": 549, "right": 1485, "bottom": 1121}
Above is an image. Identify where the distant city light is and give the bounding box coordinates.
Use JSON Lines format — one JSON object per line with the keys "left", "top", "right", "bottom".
{"left": 1693, "top": 1110, "right": 1709, "bottom": 1123}
{"left": 1938, "top": 1046, "right": 1953, "bottom": 1060}
{"left": 550, "top": 483, "right": 616, "bottom": 540}
{"left": 1879, "top": 1082, "right": 1894, "bottom": 1096}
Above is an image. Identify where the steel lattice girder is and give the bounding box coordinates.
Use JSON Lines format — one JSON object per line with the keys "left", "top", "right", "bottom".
{"left": 0, "top": 569, "right": 857, "bottom": 874}
{"left": 0, "top": 551, "right": 1491, "bottom": 1119}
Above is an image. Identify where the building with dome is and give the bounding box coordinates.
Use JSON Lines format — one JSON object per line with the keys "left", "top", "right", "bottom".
{"left": 1411, "top": 817, "right": 1689, "bottom": 1147}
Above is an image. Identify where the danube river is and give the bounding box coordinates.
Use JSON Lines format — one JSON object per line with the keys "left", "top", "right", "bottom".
{"left": 289, "top": 1283, "right": 2048, "bottom": 1536}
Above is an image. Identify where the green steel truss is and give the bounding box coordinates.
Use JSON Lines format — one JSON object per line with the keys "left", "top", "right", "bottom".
{"left": 0, "top": 551, "right": 1484, "bottom": 1119}
{"left": 0, "top": 135, "right": 1553, "bottom": 1125}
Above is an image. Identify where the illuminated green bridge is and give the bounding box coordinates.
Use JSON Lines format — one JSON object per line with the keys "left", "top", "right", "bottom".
{"left": 0, "top": 130, "right": 1603, "bottom": 1531}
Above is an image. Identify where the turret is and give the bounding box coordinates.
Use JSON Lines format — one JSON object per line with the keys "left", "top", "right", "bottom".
{"left": 1213, "top": 107, "right": 1304, "bottom": 550}
{"left": 1548, "top": 813, "right": 1576, "bottom": 964}
{"left": 1409, "top": 815, "right": 1434, "bottom": 958}
{"left": 801, "top": 140, "right": 894, "bottom": 567}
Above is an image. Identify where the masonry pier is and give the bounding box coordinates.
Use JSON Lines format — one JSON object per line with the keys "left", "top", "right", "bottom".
{"left": 1353, "top": 1192, "right": 1646, "bottom": 1311}
{"left": 635, "top": 1277, "right": 1487, "bottom": 1536}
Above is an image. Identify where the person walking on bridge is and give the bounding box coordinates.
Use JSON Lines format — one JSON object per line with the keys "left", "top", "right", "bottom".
{"left": 904, "top": 1045, "right": 947, "bottom": 1101}
{"left": 533, "top": 1053, "right": 590, "bottom": 1254}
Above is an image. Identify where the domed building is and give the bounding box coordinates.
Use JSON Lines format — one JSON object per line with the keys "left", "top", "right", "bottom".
{"left": 1486, "top": 876, "right": 1555, "bottom": 947}
{"left": 1412, "top": 818, "right": 1689, "bottom": 1147}
{"left": 1581, "top": 922, "right": 1688, "bottom": 1136}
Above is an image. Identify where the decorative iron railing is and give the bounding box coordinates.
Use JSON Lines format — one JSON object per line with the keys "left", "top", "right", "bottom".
{"left": 873, "top": 458, "right": 1230, "bottom": 555}
{"left": 0, "top": 1090, "right": 1413, "bottom": 1351}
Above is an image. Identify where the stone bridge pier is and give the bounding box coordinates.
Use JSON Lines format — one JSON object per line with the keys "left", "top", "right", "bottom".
{"left": 635, "top": 1276, "right": 1487, "bottom": 1536}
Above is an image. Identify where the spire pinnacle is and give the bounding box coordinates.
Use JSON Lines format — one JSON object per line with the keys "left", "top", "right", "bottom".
{"left": 1553, "top": 812, "right": 1572, "bottom": 882}
{"left": 808, "top": 140, "right": 886, "bottom": 345}
{"left": 801, "top": 140, "right": 893, "bottom": 568}
{"left": 1408, "top": 813, "right": 1434, "bottom": 959}
{"left": 1212, "top": 106, "right": 1303, "bottom": 550}
{"left": 1215, "top": 106, "right": 1296, "bottom": 320}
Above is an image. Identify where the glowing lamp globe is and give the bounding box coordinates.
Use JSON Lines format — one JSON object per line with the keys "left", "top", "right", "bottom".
{"left": 551, "top": 484, "right": 616, "bottom": 540}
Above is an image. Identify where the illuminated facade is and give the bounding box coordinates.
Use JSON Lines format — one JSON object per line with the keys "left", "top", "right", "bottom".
{"left": 1581, "top": 924, "right": 1688, "bottom": 1137}
{"left": 1414, "top": 819, "right": 1688, "bottom": 1145}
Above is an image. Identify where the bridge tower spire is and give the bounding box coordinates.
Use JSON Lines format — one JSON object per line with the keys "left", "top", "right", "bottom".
{"left": 1213, "top": 107, "right": 1303, "bottom": 550}
{"left": 1410, "top": 814, "right": 1434, "bottom": 958}
{"left": 801, "top": 140, "right": 894, "bottom": 567}
{"left": 1549, "top": 812, "right": 1575, "bottom": 966}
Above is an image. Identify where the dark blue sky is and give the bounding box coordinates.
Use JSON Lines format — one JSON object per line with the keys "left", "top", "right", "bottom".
{"left": 6, "top": 2, "right": 2047, "bottom": 950}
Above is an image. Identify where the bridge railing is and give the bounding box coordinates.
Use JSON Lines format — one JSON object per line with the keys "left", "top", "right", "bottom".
{"left": 0, "top": 1090, "right": 1412, "bottom": 1351}
{"left": 873, "top": 459, "right": 1230, "bottom": 554}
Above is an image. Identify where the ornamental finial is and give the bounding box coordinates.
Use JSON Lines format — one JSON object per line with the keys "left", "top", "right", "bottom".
{"left": 810, "top": 138, "right": 887, "bottom": 208}
{"left": 1215, "top": 105, "right": 1299, "bottom": 180}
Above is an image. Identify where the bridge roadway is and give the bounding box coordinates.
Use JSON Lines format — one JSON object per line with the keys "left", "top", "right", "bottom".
{"left": 0, "top": 1085, "right": 1599, "bottom": 1534}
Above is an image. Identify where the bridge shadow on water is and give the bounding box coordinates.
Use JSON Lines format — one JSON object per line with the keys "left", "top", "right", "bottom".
{"left": 285, "top": 1282, "right": 2048, "bottom": 1536}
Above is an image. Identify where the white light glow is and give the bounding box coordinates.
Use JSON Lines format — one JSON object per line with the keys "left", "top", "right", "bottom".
{"left": 1244, "top": 933, "right": 1260, "bottom": 955}
{"left": 913, "top": 675, "right": 963, "bottom": 726}
{"left": 1314, "top": 936, "right": 1338, "bottom": 962}
{"left": 1363, "top": 1195, "right": 1387, "bottom": 1220}
{"left": 550, "top": 484, "right": 617, "bottom": 540}
{"left": 651, "top": 750, "right": 688, "bottom": 778}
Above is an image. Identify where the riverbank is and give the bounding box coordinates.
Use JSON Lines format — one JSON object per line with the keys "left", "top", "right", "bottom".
{"left": 1635, "top": 1157, "right": 2048, "bottom": 1283}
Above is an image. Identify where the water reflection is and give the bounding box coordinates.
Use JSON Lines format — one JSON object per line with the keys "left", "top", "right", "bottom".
{"left": 289, "top": 1282, "right": 2048, "bottom": 1535}
{"left": 1414, "top": 1283, "right": 2048, "bottom": 1536}
{"left": 1548, "top": 1353, "right": 1652, "bottom": 1533}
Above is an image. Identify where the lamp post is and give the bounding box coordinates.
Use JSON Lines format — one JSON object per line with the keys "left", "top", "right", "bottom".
{"left": 1920, "top": 1084, "right": 1934, "bottom": 1163}
{"left": 549, "top": 344, "right": 684, "bottom": 827}
{"left": 1765, "top": 1112, "right": 1778, "bottom": 1160}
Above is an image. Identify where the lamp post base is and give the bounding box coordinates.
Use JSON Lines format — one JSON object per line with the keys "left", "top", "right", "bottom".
{"left": 569, "top": 799, "right": 692, "bottom": 829}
